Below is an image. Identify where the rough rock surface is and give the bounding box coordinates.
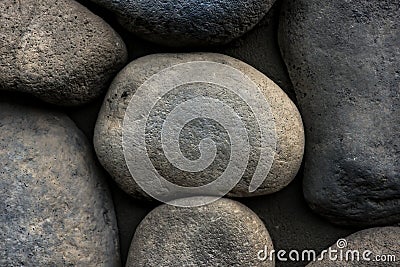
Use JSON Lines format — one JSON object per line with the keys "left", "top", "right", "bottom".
{"left": 94, "top": 53, "right": 304, "bottom": 200}
{"left": 126, "top": 198, "right": 274, "bottom": 266}
{"left": 89, "top": 0, "right": 276, "bottom": 47}
{"left": 0, "top": 0, "right": 127, "bottom": 105}
{"left": 0, "top": 101, "right": 120, "bottom": 266}
{"left": 279, "top": 0, "right": 400, "bottom": 226}
{"left": 307, "top": 227, "right": 400, "bottom": 266}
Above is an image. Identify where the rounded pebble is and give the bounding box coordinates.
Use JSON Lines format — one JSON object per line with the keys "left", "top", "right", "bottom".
{"left": 94, "top": 53, "right": 304, "bottom": 201}
{"left": 126, "top": 198, "right": 274, "bottom": 266}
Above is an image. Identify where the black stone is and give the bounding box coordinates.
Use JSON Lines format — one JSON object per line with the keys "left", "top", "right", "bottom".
{"left": 89, "top": 0, "right": 276, "bottom": 47}
{"left": 279, "top": 0, "right": 400, "bottom": 226}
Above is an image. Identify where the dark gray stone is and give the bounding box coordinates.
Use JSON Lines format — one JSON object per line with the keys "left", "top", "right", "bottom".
{"left": 279, "top": 0, "right": 400, "bottom": 226}
{"left": 307, "top": 227, "right": 400, "bottom": 266}
{"left": 89, "top": 0, "right": 276, "bottom": 47}
{"left": 0, "top": 0, "right": 127, "bottom": 106}
{"left": 94, "top": 53, "right": 304, "bottom": 200}
{"left": 0, "top": 101, "right": 120, "bottom": 266}
{"left": 126, "top": 198, "right": 274, "bottom": 266}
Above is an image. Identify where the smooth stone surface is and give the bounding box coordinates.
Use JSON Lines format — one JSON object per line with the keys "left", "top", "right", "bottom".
{"left": 307, "top": 227, "right": 400, "bottom": 266}
{"left": 0, "top": 102, "right": 120, "bottom": 266}
{"left": 279, "top": 0, "right": 400, "bottom": 226}
{"left": 126, "top": 198, "right": 274, "bottom": 266}
{"left": 89, "top": 0, "right": 276, "bottom": 47}
{"left": 0, "top": 0, "right": 127, "bottom": 105}
{"left": 94, "top": 53, "right": 304, "bottom": 200}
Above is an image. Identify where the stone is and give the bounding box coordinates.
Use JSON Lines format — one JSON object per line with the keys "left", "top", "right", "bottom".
{"left": 88, "top": 0, "right": 276, "bottom": 47}
{"left": 0, "top": 101, "right": 120, "bottom": 266}
{"left": 126, "top": 197, "right": 274, "bottom": 266}
{"left": 279, "top": 0, "right": 400, "bottom": 226}
{"left": 0, "top": 0, "right": 128, "bottom": 106}
{"left": 94, "top": 53, "right": 304, "bottom": 201}
{"left": 306, "top": 227, "right": 400, "bottom": 266}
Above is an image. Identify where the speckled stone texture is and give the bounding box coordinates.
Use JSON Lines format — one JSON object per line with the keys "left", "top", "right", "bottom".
{"left": 0, "top": 0, "right": 127, "bottom": 105}
{"left": 0, "top": 102, "right": 120, "bottom": 266}
{"left": 279, "top": 0, "right": 400, "bottom": 226}
{"left": 126, "top": 198, "right": 274, "bottom": 266}
{"left": 307, "top": 227, "right": 400, "bottom": 266}
{"left": 94, "top": 53, "right": 304, "bottom": 200}
{"left": 88, "top": 0, "right": 276, "bottom": 47}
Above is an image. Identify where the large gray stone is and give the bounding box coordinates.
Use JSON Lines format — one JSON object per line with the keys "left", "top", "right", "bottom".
{"left": 88, "top": 0, "right": 276, "bottom": 47}
{"left": 307, "top": 227, "right": 400, "bottom": 266}
{"left": 126, "top": 198, "right": 274, "bottom": 266}
{"left": 94, "top": 53, "right": 304, "bottom": 200}
{"left": 279, "top": 0, "right": 400, "bottom": 226}
{"left": 0, "top": 0, "right": 127, "bottom": 105}
{"left": 0, "top": 101, "right": 120, "bottom": 266}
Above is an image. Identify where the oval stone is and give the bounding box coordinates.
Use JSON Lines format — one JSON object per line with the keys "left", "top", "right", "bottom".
{"left": 126, "top": 198, "right": 274, "bottom": 266}
{"left": 88, "top": 0, "right": 276, "bottom": 47}
{"left": 0, "top": 102, "right": 120, "bottom": 266}
{"left": 94, "top": 53, "right": 304, "bottom": 201}
{"left": 0, "top": 0, "right": 128, "bottom": 105}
